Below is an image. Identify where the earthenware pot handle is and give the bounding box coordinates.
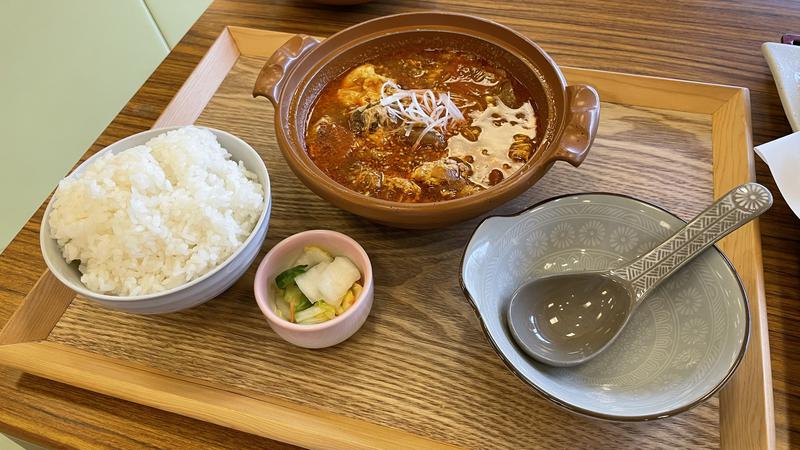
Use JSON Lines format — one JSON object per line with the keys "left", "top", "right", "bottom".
{"left": 253, "top": 34, "right": 320, "bottom": 106}
{"left": 553, "top": 84, "right": 600, "bottom": 167}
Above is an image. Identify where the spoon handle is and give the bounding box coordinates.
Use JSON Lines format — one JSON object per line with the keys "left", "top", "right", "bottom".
{"left": 613, "top": 183, "right": 772, "bottom": 300}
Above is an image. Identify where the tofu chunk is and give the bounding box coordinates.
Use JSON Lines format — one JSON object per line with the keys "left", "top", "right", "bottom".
{"left": 337, "top": 64, "right": 388, "bottom": 107}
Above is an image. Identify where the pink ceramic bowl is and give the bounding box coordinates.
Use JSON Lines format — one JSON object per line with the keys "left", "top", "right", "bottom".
{"left": 254, "top": 230, "right": 374, "bottom": 348}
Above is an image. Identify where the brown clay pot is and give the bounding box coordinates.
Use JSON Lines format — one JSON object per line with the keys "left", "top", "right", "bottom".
{"left": 254, "top": 12, "right": 600, "bottom": 229}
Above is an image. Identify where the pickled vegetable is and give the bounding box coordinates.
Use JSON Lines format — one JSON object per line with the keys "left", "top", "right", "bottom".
{"left": 295, "top": 261, "right": 330, "bottom": 302}
{"left": 318, "top": 257, "right": 362, "bottom": 306}
{"left": 272, "top": 245, "right": 364, "bottom": 325}
{"left": 275, "top": 265, "right": 307, "bottom": 289}
{"left": 296, "top": 246, "right": 334, "bottom": 266}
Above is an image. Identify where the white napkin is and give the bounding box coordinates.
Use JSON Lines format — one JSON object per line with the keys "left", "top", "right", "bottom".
{"left": 755, "top": 131, "right": 800, "bottom": 218}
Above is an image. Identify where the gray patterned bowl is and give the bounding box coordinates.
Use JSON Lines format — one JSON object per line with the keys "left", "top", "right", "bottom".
{"left": 460, "top": 193, "right": 749, "bottom": 420}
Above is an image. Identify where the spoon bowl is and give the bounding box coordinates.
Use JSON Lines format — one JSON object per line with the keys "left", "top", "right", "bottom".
{"left": 507, "top": 183, "right": 771, "bottom": 367}
{"left": 508, "top": 272, "right": 633, "bottom": 367}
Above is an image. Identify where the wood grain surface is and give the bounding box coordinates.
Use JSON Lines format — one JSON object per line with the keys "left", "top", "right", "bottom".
{"left": 0, "top": 271, "right": 73, "bottom": 346}
{"left": 40, "top": 54, "right": 722, "bottom": 449}
{"left": 0, "top": 1, "right": 798, "bottom": 448}
{"left": 0, "top": 342, "right": 457, "bottom": 450}
{"left": 711, "top": 89, "right": 775, "bottom": 449}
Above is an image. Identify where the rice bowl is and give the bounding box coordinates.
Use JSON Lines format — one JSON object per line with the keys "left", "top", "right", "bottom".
{"left": 40, "top": 126, "right": 271, "bottom": 314}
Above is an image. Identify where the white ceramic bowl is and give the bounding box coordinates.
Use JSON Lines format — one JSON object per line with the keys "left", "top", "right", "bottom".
{"left": 460, "top": 193, "right": 749, "bottom": 420}
{"left": 40, "top": 126, "right": 272, "bottom": 314}
{"left": 253, "top": 230, "right": 374, "bottom": 348}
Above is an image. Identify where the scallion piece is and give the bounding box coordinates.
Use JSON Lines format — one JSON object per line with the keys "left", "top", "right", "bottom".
{"left": 275, "top": 265, "right": 308, "bottom": 289}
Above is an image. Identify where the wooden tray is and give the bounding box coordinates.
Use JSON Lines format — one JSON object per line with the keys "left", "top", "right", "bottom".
{"left": 0, "top": 27, "right": 775, "bottom": 449}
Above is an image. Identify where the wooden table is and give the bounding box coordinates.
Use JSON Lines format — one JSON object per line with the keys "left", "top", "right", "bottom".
{"left": 0, "top": 1, "right": 797, "bottom": 448}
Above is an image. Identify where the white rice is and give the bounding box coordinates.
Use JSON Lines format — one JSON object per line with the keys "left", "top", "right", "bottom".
{"left": 48, "top": 126, "right": 264, "bottom": 296}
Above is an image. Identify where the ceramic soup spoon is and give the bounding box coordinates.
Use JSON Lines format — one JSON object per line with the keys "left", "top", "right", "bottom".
{"left": 507, "top": 183, "right": 772, "bottom": 367}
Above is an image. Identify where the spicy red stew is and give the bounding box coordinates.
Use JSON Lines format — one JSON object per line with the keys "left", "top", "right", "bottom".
{"left": 305, "top": 47, "right": 538, "bottom": 203}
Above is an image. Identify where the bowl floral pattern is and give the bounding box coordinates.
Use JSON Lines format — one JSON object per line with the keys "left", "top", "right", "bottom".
{"left": 461, "top": 193, "right": 749, "bottom": 420}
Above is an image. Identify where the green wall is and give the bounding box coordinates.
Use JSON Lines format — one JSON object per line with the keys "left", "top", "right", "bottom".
{"left": 0, "top": 0, "right": 212, "bottom": 254}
